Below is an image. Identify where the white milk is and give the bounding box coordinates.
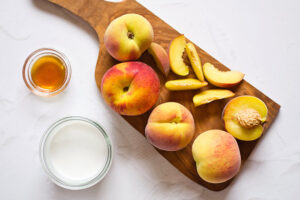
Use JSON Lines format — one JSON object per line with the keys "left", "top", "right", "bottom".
{"left": 44, "top": 120, "right": 109, "bottom": 185}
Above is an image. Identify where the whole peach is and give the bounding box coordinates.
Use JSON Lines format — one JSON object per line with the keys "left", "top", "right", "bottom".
{"left": 101, "top": 61, "right": 160, "bottom": 116}
{"left": 104, "top": 13, "right": 153, "bottom": 61}
{"left": 192, "top": 130, "right": 241, "bottom": 183}
{"left": 145, "top": 102, "right": 195, "bottom": 151}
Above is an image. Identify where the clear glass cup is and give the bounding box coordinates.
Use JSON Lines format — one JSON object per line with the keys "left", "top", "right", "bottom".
{"left": 22, "top": 48, "right": 71, "bottom": 97}
{"left": 39, "top": 116, "right": 113, "bottom": 190}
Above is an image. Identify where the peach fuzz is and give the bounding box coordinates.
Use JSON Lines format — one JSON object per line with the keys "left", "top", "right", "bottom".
{"left": 192, "top": 130, "right": 241, "bottom": 184}
{"left": 148, "top": 42, "right": 170, "bottom": 77}
{"left": 101, "top": 61, "right": 160, "bottom": 116}
{"left": 145, "top": 102, "right": 195, "bottom": 151}
{"left": 104, "top": 13, "right": 153, "bottom": 61}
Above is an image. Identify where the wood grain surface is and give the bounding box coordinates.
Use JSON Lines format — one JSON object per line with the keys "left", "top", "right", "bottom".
{"left": 47, "top": 0, "right": 280, "bottom": 191}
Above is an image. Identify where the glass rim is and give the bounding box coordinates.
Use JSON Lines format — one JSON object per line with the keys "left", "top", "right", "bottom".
{"left": 22, "top": 48, "right": 72, "bottom": 97}
{"left": 39, "top": 116, "right": 113, "bottom": 190}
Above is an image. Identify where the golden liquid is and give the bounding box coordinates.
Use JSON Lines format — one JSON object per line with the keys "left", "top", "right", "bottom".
{"left": 31, "top": 55, "right": 66, "bottom": 91}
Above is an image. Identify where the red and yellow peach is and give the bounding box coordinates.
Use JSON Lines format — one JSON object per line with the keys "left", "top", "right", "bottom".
{"left": 145, "top": 102, "right": 195, "bottom": 151}
{"left": 192, "top": 130, "right": 241, "bottom": 183}
{"left": 104, "top": 13, "right": 154, "bottom": 61}
{"left": 101, "top": 61, "right": 160, "bottom": 116}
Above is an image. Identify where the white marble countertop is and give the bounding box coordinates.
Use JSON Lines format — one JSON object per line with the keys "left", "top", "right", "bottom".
{"left": 0, "top": 0, "right": 299, "bottom": 199}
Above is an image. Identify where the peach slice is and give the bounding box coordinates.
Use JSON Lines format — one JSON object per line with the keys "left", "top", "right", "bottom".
{"left": 169, "top": 35, "right": 189, "bottom": 76}
{"left": 148, "top": 42, "right": 170, "bottom": 77}
{"left": 203, "top": 63, "right": 244, "bottom": 88}
{"left": 186, "top": 42, "right": 205, "bottom": 82}
{"left": 222, "top": 96, "right": 268, "bottom": 141}
{"left": 193, "top": 89, "right": 235, "bottom": 107}
{"left": 165, "top": 79, "right": 207, "bottom": 91}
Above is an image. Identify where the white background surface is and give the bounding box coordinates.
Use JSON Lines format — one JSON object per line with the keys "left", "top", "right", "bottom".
{"left": 0, "top": 0, "right": 299, "bottom": 199}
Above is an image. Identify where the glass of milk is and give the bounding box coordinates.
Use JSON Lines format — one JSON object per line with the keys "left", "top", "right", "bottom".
{"left": 40, "top": 116, "right": 113, "bottom": 190}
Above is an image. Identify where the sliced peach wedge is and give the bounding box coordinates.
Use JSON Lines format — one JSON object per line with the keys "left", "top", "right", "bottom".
{"left": 222, "top": 96, "right": 268, "bottom": 141}
{"left": 148, "top": 42, "right": 170, "bottom": 77}
{"left": 193, "top": 89, "right": 235, "bottom": 107}
{"left": 203, "top": 63, "right": 244, "bottom": 88}
{"left": 165, "top": 79, "right": 207, "bottom": 91}
{"left": 186, "top": 42, "right": 205, "bottom": 82}
{"left": 169, "top": 35, "right": 189, "bottom": 76}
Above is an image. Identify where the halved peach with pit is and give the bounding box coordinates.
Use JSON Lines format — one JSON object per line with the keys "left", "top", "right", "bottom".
{"left": 222, "top": 96, "right": 268, "bottom": 141}
{"left": 169, "top": 35, "right": 189, "bottom": 76}
{"left": 203, "top": 63, "right": 244, "bottom": 88}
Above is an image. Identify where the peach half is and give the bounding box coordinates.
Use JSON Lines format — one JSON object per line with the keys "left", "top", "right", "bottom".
{"left": 193, "top": 89, "right": 235, "bottom": 107}
{"left": 145, "top": 102, "right": 195, "bottom": 151}
{"left": 192, "top": 130, "right": 241, "bottom": 184}
{"left": 169, "top": 35, "right": 189, "bottom": 76}
{"left": 101, "top": 61, "right": 160, "bottom": 116}
{"left": 165, "top": 79, "right": 207, "bottom": 91}
{"left": 203, "top": 63, "right": 244, "bottom": 88}
{"left": 222, "top": 96, "right": 268, "bottom": 141}
{"left": 148, "top": 42, "right": 170, "bottom": 77}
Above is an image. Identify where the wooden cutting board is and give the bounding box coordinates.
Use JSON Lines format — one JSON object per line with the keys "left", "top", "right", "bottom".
{"left": 47, "top": 0, "right": 280, "bottom": 191}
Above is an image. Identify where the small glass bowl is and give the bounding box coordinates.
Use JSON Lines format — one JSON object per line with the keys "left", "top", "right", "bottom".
{"left": 39, "top": 116, "right": 113, "bottom": 190}
{"left": 22, "top": 48, "right": 71, "bottom": 97}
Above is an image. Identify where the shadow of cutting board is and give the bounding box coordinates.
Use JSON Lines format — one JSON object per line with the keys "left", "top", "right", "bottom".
{"left": 47, "top": 0, "right": 280, "bottom": 191}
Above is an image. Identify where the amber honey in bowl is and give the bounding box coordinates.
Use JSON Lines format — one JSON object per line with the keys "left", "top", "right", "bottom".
{"left": 23, "top": 48, "right": 71, "bottom": 96}
{"left": 31, "top": 55, "right": 66, "bottom": 91}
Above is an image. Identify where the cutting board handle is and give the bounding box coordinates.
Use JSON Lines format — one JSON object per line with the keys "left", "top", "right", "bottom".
{"left": 48, "top": 0, "right": 137, "bottom": 40}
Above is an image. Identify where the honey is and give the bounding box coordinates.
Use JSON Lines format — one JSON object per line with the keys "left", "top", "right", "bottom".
{"left": 23, "top": 48, "right": 71, "bottom": 96}
{"left": 31, "top": 55, "right": 66, "bottom": 91}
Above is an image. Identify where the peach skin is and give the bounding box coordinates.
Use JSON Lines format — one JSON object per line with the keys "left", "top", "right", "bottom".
{"left": 148, "top": 42, "right": 170, "bottom": 77}
{"left": 145, "top": 102, "right": 195, "bottom": 151}
{"left": 104, "top": 13, "right": 154, "bottom": 61}
{"left": 101, "top": 61, "right": 160, "bottom": 116}
{"left": 192, "top": 130, "right": 241, "bottom": 184}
